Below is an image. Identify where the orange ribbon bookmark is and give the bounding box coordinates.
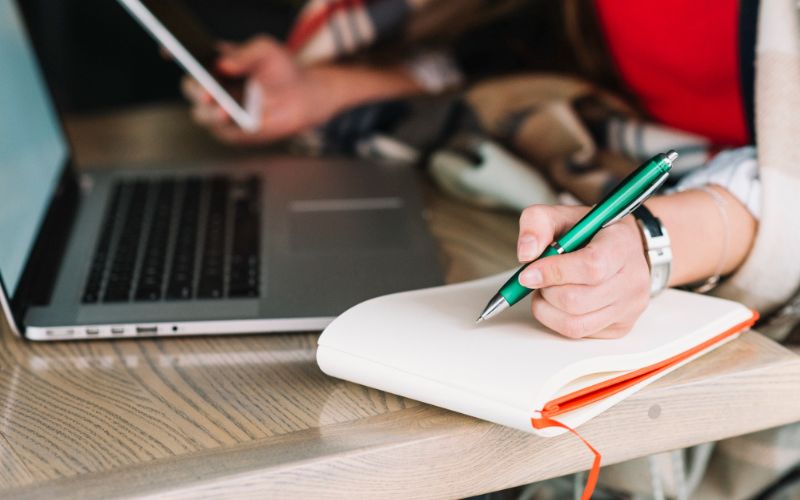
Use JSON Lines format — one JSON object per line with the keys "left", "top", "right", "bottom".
{"left": 531, "top": 416, "right": 601, "bottom": 500}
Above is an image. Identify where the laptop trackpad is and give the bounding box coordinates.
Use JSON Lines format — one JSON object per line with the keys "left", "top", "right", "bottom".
{"left": 289, "top": 197, "right": 410, "bottom": 252}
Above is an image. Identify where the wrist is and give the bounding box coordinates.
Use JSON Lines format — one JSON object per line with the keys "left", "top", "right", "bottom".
{"left": 621, "top": 216, "right": 644, "bottom": 253}
{"left": 621, "top": 215, "right": 650, "bottom": 278}
{"left": 643, "top": 189, "right": 757, "bottom": 288}
{"left": 307, "top": 64, "right": 423, "bottom": 119}
{"left": 304, "top": 66, "right": 351, "bottom": 125}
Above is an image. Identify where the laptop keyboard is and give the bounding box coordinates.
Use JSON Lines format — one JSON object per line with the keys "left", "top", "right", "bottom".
{"left": 82, "top": 176, "right": 261, "bottom": 303}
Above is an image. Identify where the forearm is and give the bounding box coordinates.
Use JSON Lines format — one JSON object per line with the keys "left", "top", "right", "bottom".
{"left": 307, "top": 64, "right": 425, "bottom": 118}
{"left": 645, "top": 185, "right": 757, "bottom": 287}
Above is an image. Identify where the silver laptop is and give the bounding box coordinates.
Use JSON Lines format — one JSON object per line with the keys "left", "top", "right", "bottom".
{"left": 0, "top": 1, "right": 443, "bottom": 341}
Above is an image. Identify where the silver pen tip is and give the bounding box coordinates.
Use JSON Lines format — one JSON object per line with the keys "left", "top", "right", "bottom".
{"left": 666, "top": 150, "right": 679, "bottom": 163}
{"left": 476, "top": 316, "right": 484, "bottom": 324}
{"left": 477, "top": 294, "right": 511, "bottom": 323}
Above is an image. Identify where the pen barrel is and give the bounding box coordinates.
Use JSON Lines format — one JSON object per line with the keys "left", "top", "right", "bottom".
{"left": 498, "top": 153, "right": 672, "bottom": 306}
{"left": 558, "top": 155, "right": 671, "bottom": 252}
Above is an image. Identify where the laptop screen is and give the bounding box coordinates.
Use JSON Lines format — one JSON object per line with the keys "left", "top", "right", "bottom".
{"left": 0, "top": 1, "right": 69, "bottom": 296}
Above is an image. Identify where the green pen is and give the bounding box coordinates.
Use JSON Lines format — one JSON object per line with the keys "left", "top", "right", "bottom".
{"left": 476, "top": 150, "right": 677, "bottom": 323}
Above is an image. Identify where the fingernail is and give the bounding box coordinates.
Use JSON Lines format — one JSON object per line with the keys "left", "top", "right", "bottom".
{"left": 520, "top": 268, "right": 542, "bottom": 288}
{"left": 517, "top": 234, "right": 538, "bottom": 261}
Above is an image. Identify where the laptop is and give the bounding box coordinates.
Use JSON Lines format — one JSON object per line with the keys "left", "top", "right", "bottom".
{"left": 0, "top": 1, "right": 443, "bottom": 341}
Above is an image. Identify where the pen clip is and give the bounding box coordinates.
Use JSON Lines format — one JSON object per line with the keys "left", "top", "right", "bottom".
{"left": 602, "top": 172, "right": 669, "bottom": 228}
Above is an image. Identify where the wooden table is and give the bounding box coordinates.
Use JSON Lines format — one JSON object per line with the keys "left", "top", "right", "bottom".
{"left": 1, "top": 104, "right": 799, "bottom": 499}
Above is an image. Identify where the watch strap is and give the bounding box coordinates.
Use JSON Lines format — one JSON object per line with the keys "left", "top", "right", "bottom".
{"left": 633, "top": 205, "right": 672, "bottom": 296}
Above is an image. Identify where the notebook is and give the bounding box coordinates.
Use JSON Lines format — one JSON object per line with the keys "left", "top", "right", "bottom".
{"left": 317, "top": 273, "right": 758, "bottom": 437}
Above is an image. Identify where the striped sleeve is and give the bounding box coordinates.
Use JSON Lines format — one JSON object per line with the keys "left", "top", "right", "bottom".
{"left": 671, "top": 146, "right": 762, "bottom": 219}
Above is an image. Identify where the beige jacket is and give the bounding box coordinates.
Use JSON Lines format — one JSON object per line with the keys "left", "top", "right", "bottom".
{"left": 714, "top": 0, "right": 800, "bottom": 321}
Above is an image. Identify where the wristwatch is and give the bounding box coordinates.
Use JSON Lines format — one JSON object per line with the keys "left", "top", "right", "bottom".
{"left": 633, "top": 205, "right": 672, "bottom": 296}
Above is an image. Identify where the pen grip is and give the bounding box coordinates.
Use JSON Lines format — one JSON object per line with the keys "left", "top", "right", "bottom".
{"left": 499, "top": 244, "right": 560, "bottom": 305}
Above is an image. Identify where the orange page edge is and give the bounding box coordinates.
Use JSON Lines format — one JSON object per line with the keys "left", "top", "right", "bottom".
{"left": 532, "top": 309, "right": 759, "bottom": 426}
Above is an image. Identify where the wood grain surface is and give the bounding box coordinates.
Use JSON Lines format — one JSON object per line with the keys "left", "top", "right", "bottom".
{"left": 0, "top": 104, "right": 798, "bottom": 499}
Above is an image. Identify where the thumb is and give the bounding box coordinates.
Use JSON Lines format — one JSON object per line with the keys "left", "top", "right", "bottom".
{"left": 517, "top": 205, "right": 588, "bottom": 262}
{"left": 216, "top": 36, "right": 282, "bottom": 76}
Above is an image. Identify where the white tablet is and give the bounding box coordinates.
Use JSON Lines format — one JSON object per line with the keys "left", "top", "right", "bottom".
{"left": 117, "top": 0, "right": 261, "bottom": 131}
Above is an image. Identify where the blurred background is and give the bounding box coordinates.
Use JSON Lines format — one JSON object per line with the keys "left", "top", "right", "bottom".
{"left": 19, "top": 0, "right": 579, "bottom": 115}
{"left": 19, "top": 0, "right": 302, "bottom": 113}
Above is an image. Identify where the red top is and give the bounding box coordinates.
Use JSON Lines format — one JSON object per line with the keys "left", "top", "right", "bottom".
{"left": 594, "top": 1, "right": 747, "bottom": 146}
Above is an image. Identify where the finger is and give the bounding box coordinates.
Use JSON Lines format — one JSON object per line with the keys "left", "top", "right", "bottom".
{"left": 208, "top": 122, "right": 268, "bottom": 145}
{"left": 517, "top": 205, "right": 588, "bottom": 262}
{"left": 181, "top": 77, "right": 212, "bottom": 105}
{"left": 520, "top": 241, "right": 625, "bottom": 288}
{"left": 531, "top": 294, "right": 617, "bottom": 339}
{"left": 586, "top": 323, "right": 633, "bottom": 339}
{"left": 180, "top": 77, "right": 199, "bottom": 101}
{"left": 519, "top": 223, "right": 633, "bottom": 288}
{"left": 191, "top": 103, "right": 229, "bottom": 127}
{"left": 208, "top": 95, "right": 305, "bottom": 144}
{"left": 211, "top": 126, "right": 249, "bottom": 144}
{"left": 216, "top": 35, "right": 281, "bottom": 76}
{"left": 538, "top": 274, "right": 625, "bottom": 316}
{"left": 257, "top": 102, "right": 305, "bottom": 139}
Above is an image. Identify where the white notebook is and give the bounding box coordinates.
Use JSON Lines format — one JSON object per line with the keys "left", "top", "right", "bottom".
{"left": 317, "top": 274, "right": 757, "bottom": 437}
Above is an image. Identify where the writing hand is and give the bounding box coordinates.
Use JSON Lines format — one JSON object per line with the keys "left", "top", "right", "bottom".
{"left": 516, "top": 205, "right": 651, "bottom": 339}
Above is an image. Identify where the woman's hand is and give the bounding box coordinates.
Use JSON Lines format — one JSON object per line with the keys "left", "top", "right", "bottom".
{"left": 516, "top": 205, "right": 651, "bottom": 339}
{"left": 181, "top": 36, "right": 336, "bottom": 145}
{"left": 180, "top": 35, "right": 423, "bottom": 145}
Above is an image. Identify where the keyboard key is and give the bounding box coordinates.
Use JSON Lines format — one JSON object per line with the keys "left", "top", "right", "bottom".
{"left": 83, "top": 175, "right": 263, "bottom": 305}
{"left": 229, "top": 177, "right": 260, "bottom": 298}
{"left": 166, "top": 179, "right": 201, "bottom": 299}
{"left": 134, "top": 180, "right": 175, "bottom": 301}
{"left": 82, "top": 184, "right": 123, "bottom": 303}
{"left": 102, "top": 181, "right": 148, "bottom": 302}
{"left": 197, "top": 178, "right": 228, "bottom": 299}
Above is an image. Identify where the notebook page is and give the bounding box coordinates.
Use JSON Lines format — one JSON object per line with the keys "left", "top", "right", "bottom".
{"left": 318, "top": 273, "right": 754, "bottom": 431}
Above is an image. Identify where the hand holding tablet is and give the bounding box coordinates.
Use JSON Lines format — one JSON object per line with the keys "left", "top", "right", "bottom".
{"left": 119, "top": 0, "right": 427, "bottom": 144}
{"left": 178, "top": 36, "right": 335, "bottom": 145}
{"left": 117, "top": 0, "right": 262, "bottom": 131}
